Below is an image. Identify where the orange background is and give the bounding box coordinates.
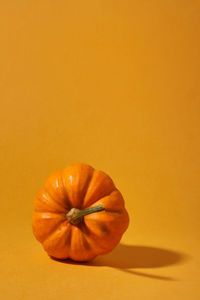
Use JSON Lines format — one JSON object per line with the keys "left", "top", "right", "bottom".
{"left": 0, "top": 1, "right": 200, "bottom": 299}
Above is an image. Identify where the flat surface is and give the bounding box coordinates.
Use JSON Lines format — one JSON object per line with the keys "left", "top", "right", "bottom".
{"left": 0, "top": 1, "right": 200, "bottom": 299}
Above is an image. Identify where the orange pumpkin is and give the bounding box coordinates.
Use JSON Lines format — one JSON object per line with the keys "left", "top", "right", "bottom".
{"left": 32, "top": 163, "right": 129, "bottom": 261}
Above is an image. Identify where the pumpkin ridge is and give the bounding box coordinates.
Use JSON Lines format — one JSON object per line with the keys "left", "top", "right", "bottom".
{"left": 61, "top": 171, "right": 73, "bottom": 208}
{"left": 43, "top": 187, "right": 68, "bottom": 210}
{"left": 83, "top": 170, "right": 117, "bottom": 208}
{"left": 42, "top": 219, "right": 69, "bottom": 244}
{"left": 89, "top": 190, "right": 122, "bottom": 209}
{"left": 93, "top": 186, "right": 117, "bottom": 205}
{"left": 65, "top": 224, "right": 72, "bottom": 247}
{"left": 33, "top": 211, "right": 65, "bottom": 218}
{"left": 32, "top": 212, "right": 66, "bottom": 243}
{"left": 104, "top": 209, "right": 122, "bottom": 214}
{"left": 79, "top": 166, "right": 95, "bottom": 209}
{"left": 81, "top": 168, "right": 97, "bottom": 207}
{"left": 90, "top": 190, "right": 126, "bottom": 212}
{"left": 69, "top": 225, "right": 93, "bottom": 260}
{"left": 81, "top": 222, "right": 111, "bottom": 252}
{"left": 80, "top": 231, "right": 91, "bottom": 250}
{"left": 34, "top": 189, "right": 66, "bottom": 213}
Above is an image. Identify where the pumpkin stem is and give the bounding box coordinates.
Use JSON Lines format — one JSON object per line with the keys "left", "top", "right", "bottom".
{"left": 66, "top": 205, "right": 105, "bottom": 225}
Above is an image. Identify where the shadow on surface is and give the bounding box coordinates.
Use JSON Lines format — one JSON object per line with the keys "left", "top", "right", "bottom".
{"left": 51, "top": 244, "right": 189, "bottom": 281}
{"left": 91, "top": 244, "right": 186, "bottom": 268}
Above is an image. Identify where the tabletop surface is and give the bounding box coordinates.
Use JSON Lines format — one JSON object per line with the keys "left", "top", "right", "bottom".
{"left": 0, "top": 1, "right": 200, "bottom": 299}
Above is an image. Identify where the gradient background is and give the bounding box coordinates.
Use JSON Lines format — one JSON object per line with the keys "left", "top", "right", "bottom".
{"left": 0, "top": 1, "right": 200, "bottom": 299}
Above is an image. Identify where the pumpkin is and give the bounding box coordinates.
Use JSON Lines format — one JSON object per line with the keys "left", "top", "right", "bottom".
{"left": 32, "top": 163, "right": 129, "bottom": 261}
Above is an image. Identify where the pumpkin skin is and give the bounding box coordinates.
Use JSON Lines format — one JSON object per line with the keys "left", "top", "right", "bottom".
{"left": 32, "top": 163, "right": 129, "bottom": 261}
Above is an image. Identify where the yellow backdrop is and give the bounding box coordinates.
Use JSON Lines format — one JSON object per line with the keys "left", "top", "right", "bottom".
{"left": 0, "top": 1, "right": 200, "bottom": 299}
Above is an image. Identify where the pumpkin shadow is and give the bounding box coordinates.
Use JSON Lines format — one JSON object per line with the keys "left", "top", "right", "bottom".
{"left": 91, "top": 244, "right": 186, "bottom": 268}
{"left": 51, "top": 244, "right": 189, "bottom": 280}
